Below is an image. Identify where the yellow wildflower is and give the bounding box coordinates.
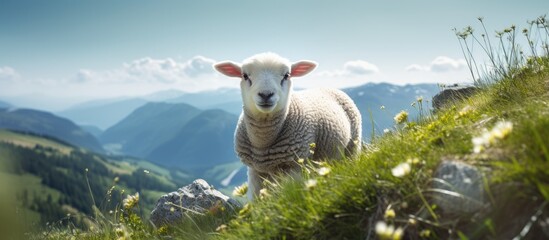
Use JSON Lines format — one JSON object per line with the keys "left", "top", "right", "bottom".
{"left": 394, "top": 111, "right": 409, "bottom": 124}
{"left": 232, "top": 183, "right": 248, "bottom": 197}
{"left": 122, "top": 192, "right": 139, "bottom": 210}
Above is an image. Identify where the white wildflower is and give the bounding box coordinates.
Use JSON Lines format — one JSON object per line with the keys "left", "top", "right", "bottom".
{"left": 317, "top": 167, "right": 331, "bottom": 176}
{"left": 305, "top": 179, "right": 318, "bottom": 190}
{"left": 472, "top": 120, "right": 513, "bottom": 153}
{"left": 391, "top": 162, "right": 411, "bottom": 178}
{"left": 375, "top": 221, "right": 403, "bottom": 240}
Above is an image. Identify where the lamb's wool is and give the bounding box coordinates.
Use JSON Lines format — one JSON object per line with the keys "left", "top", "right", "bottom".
{"left": 236, "top": 88, "right": 361, "bottom": 194}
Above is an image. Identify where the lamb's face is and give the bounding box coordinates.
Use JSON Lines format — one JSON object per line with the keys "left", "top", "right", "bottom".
{"left": 240, "top": 60, "right": 291, "bottom": 114}
{"left": 214, "top": 53, "right": 317, "bottom": 116}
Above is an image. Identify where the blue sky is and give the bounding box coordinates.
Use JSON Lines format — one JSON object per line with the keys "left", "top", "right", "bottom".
{"left": 1, "top": 0, "right": 548, "bottom": 110}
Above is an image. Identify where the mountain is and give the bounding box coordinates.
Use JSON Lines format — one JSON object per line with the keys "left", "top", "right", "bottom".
{"left": 56, "top": 88, "right": 238, "bottom": 130}
{"left": 146, "top": 109, "right": 239, "bottom": 170}
{"left": 0, "top": 108, "right": 104, "bottom": 152}
{"left": 100, "top": 102, "right": 242, "bottom": 186}
{"left": 0, "top": 129, "right": 192, "bottom": 227}
{"left": 57, "top": 98, "right": 148, "bottom": 130}
{"left": 167, "top": 88, "right": 242, "bottom": 109}
{"left": 0, "top": 100, "right": 12, "bottom": 109}
{"left": 100, "top": 102, "right": 202, "bottom": 157}
{"left": 79, "top": 124, "right": 103, "bottom": 138}
{"left": 343, "top": 83, "right": 440, "bottom": 137}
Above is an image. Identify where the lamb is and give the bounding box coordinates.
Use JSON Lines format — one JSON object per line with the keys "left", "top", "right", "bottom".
{"left": 214, "top": 53, "right": 362, "bottom": 199}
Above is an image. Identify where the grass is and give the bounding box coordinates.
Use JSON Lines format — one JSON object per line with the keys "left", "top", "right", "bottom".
{"left": 0, "top": 129, "right": 73, "bottom": 155}
{"left": 24, "top": 15, "right": 549, "bottom": 239}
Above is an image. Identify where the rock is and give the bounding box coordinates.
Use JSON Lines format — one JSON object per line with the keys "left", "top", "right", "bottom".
{"left": 431, "top": 160, "right": 485, "bottom": 215}
{"left": 432, "top": 85, "right": 478, "bottom": 110}
{"left": 149, "top": 179, "right": 242, "bottom": 227}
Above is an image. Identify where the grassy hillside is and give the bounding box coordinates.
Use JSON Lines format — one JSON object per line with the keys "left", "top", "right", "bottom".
{"left": 23, "top": 16, "right": 549, "bottom": 239}
{"left": 0, "top": 108, "right": 104, "bottom": 152}
{"left": 0, "top": 130, "right": 193, "bottom": 233}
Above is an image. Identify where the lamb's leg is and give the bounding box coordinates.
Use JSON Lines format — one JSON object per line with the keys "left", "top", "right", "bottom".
{"left": 247, "top": 167, "right": 263, "bottom": 200}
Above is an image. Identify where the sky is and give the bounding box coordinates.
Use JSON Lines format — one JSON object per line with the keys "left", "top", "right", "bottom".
{"left": 1, "top": 0, "right": 548, "bottom": 110}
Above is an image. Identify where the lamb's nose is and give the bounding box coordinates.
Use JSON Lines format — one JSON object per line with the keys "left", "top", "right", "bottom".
{"left": 258, "top": 92, "right": 274, "bottom": 101}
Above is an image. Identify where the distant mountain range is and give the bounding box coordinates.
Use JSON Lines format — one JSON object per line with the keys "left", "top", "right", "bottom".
{"left": 100, "top": 102, "right": 240, "bottom": 172}
{"left": 343, "top": 83, "right": 440, "bottom": 137}
{"left": 0, "top": 108, "right": 104, "bottom": 152}
{"left": 57, "top": 98, "right": 149, "bottom": 130}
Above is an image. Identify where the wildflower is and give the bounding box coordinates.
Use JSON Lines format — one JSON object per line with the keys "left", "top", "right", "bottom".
{"left": 122, "top": 192, "right": 139, "bottom": 210}
{"left": 317, "top": 167, "right": 331, "bottom": 176}
{"left": 406, "top": 157, "right": 420, "bottom": 165}
{"left": 383, "top": 128, "right": 390, "bottom": 134}
{"left": 391, "top": 162, "right": 411, "bottom": 178}
{"left": 375, "top": 221, "right": 404, "bottom": 240}
{"left": 408, "top": 218, "right": 417, "bottom": 225}
{"left": 143, "top": 169, "right": 150, "bottom": 174}
{"left": 416, "top": 96, "right": 423, "bottom": 103}
{"left": 85, "top": 168, "right": 89, "bottom": 172}
{"left": 115, "top": 226, "right": 128, "bottom": 240}
{"left": 109, "top": 210, "right": 113, "bottom": 214}
{"left": 216, "top": 224, "right": 228, "bottom": 232}
{"left": 309, "top": 142, "right": 316, "bottom": 155}
{"left": 239, "top": 203, "right": 251, "bottom": 216}
{"left": 114, "top": 176, "right": 120, "bottom": 183}
{"left": 458, "top": 105, "right": 474, "bottom": 117}
{"left": 384, "top": 208, "right": 396, "bottom": 219}
{"left": 472, "top": 120, "right": 513, "bottom": 153}
{"left": 305, "top": 179, "right": 317, "bottom": 190}
{"left": 232, "top": 183, "right": 248, "bottom": 197}
{"left": 259, "top": 188, "right": 270, "bottom": 199}
{"left": 297, "top": 158, "right": 305, "bottom": 164}
{"left": 170, "top": 207, "right": 175, "bottom": 212}
{"left": 420, "top": 229, "right": 431, "bottom": 237}
{"left": 491, "top": 120, "right": 513, "bottom": 139}
{"left": 394, "top": 110, "right": 409, "bottom": 124}
{"left": 380, "top": 105, "right": 386, "bottom": 110}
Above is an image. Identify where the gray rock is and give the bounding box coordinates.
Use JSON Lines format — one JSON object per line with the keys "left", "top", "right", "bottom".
{"left": 149, "top": 179, "right": 242, "bottom": 227}
{"left": 431, "top": 160, "right": 485, "bottom": 215}
{"left": 432, "top": 85, "right": 478, "bottom": 110}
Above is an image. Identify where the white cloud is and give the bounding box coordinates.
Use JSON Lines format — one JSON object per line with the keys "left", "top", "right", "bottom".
{"left": 429, "top": 56, "right": 467, "bottom": 72}
{"left": 406, "top": 56, "right": 467, "bottom": 73}
{"left": 183, "top": 56, "right": 216, "bottom": 77}
{"left": 0, "top": 66, "right": 20, "bottom": 82}
{"left": 318, "top": 60, "right": 380, "bottom": 77}
{"left": 69, "top": 56, "right": 218, "bottom": 85}
{"left": 404, "top": 64, "right": 425, "bottom": 72}
{"left": 343, "top": 60, "right": 380, "bottom": 75}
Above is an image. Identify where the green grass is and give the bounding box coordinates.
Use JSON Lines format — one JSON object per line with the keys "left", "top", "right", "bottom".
{"left": 26, "top": 15, "right": 549, "bottom": 239}
{"left": 0, "top": 130, "right": 73, "bottom": 155}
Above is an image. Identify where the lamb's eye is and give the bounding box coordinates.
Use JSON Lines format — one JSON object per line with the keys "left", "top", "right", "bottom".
{"left": 243, "top": 73, "right": 252, "bottom": 85}
{"left": 281, "top": 73, "right": 290, "bottom": 85}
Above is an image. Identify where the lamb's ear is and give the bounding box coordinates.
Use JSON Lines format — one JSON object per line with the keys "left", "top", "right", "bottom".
{"left": 214, "top": 61, "right": 242, "bottom": 78}
{"left": 291, "top": 61, "right": 317, "bottom": 77}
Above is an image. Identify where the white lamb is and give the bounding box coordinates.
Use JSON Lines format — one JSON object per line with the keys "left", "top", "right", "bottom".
{"left": 214, "top": 53, "right": 362, "bottom": 199}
